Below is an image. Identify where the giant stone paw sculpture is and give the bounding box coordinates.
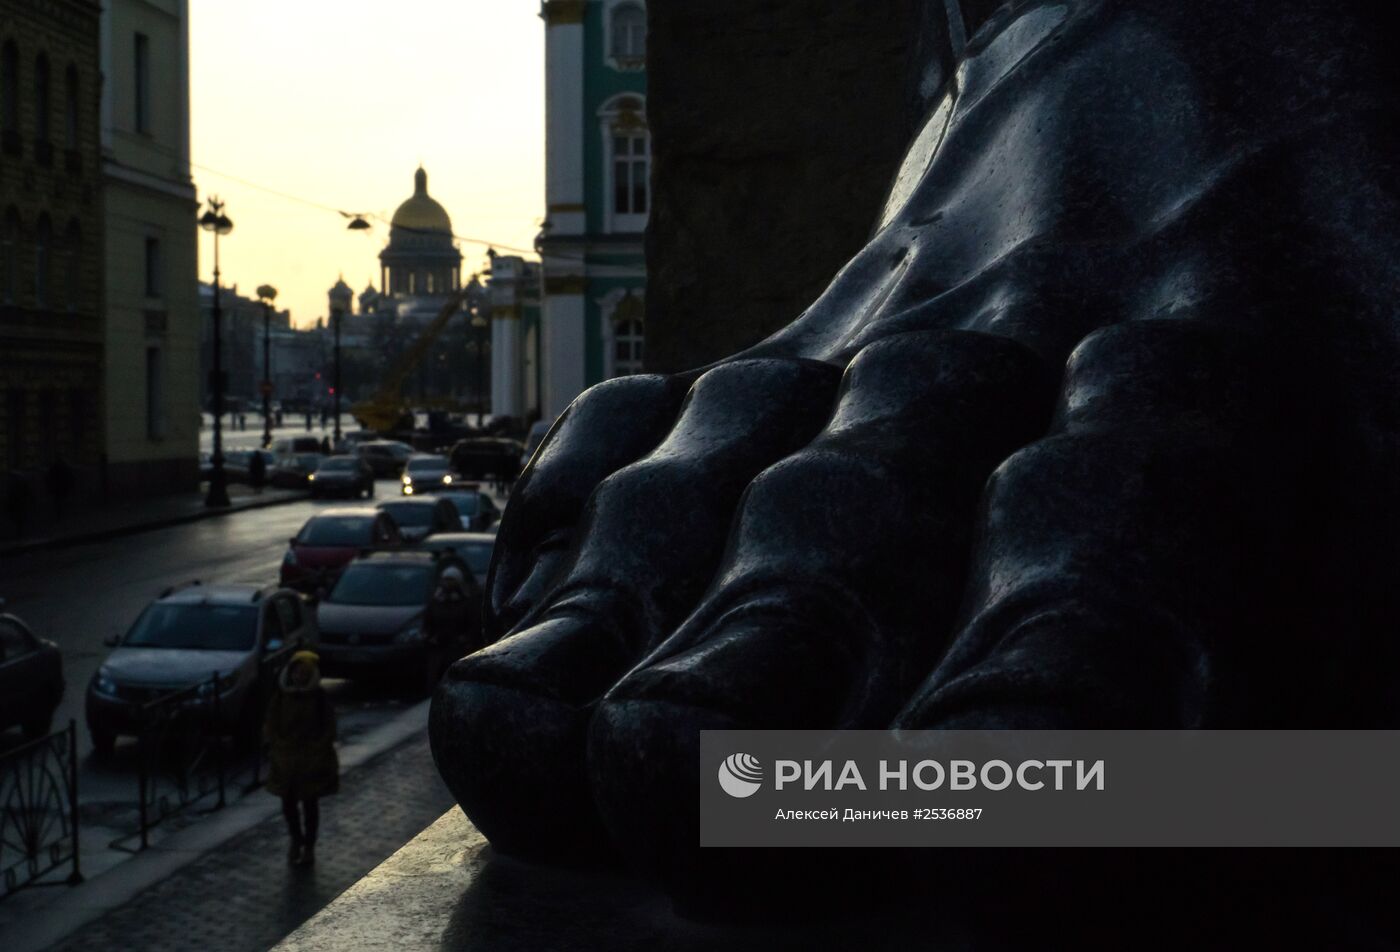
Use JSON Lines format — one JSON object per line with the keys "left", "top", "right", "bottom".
{"left": 431, "top": 0, "right": 1400, "bottom": 904}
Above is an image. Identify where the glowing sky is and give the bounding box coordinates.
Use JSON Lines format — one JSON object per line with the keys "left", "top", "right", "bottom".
{"left": 190, "top": 1, "right": 545, "bottom": 328}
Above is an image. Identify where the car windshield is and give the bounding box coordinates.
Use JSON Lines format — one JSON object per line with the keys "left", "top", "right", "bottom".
{"left": 407, "top": 457, "right": 446, "bottom": 473}
{"left": 461, "top": 542, "right": 493, "bottom": 575}
{"left": 446, "top": 494, "right": 479, "bottom": 516}
{"left": 379, "top": 503, "right": 433, "bottom": 528}
{"left": 123, "top": 603, "right": 258, "bottom": 651}
{"left": 319, "top": 458, "right": 356, "bottom": 471}
{"left": 297, "top": 516, "right": 373, "bottom": 546}
{"left": 328, "top": 563, "right": 434, "bottom": 606}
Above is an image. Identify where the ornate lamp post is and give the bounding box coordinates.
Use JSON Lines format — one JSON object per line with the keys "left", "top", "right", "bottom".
{"left": 332, "top": 305, "right": 343, "bottom": 446}
{"left": 469, "top": 303, "right": 488, "bottom": 428}
{"left": 200, "top": 197, "right": 233, "bottom": 508}
{"left": 256, "top": 284, "right": 277, "bottom": 449}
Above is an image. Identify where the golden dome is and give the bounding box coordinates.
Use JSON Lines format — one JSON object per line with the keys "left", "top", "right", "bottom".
{"left": 390, "top": 167, "right": 452, "bottom": 234}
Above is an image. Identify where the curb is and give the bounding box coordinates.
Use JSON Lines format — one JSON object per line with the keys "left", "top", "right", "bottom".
{"left": 0, "top": 490, "right": 308, "bottom": 560}
{"left": 3, "top": 698, "right": 434, "bottom": 952}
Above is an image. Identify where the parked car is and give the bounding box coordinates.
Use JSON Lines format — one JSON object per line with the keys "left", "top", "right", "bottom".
{"left": 450, "top": 437, "right": 524, "bottom": 483}
{"left": 375, "top": 497, "right": 463, "bottom": 543}
{"left": 315, "top": 551, "right": 480, "bottom": 693}
{"left": 407, "top": 532, "right": 496, "bottom": 588}
{"left": 438, "top": 489, "right": 502, "bottom": 531}
{"left": 281, "top": 508, "right": 403, "bottom": 593}
{"left": 270, "top": 453, "right": 324, "bottom": 489}
{"left": 399, "top": 454, "right": 457, "bottom": 495}
{"left": 222, "top": 449, "right": 275, "bottom": 484}
{"left": 85, "top": 583, "right": 316, "bottom": 755}
{"left": 0, "top": 600, "right": 64, "bottom": 740}
{"left": 520, "top": 420, "right": 552, "bottom": 470}
{"left": 309, "top": 455, "right": 375, "bottom": 499}
{"left": 357, "top": 440, "right": 415, "bottom": 478}
{"left": 271, "top": 436, "right": 325, "bottom": 456}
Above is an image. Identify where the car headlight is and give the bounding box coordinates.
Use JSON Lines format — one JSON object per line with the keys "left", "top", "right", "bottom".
{"left": 403, "top": 485, "right": 414, "bottom": 495}
{"left": 197, "top": 672, "right": 240, "bottom": 697}
{"left": 402, "top": 474, "right": 412, "bottom": 484}
{"left": 308, "top": 474, "right": 317, "bottom": 481}
{"left": 394, "top": 622, "right": 424, "bottom": 644}
{"left": 442, "top": 474, "right": 453, "bottom": 484}
{"left": 93, "top": 670, "right": 119, "bottom": 696}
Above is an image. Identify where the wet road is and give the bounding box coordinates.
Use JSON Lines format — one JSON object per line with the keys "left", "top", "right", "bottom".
{"left": 0, "top": 476, "right": 465, "bottom": 770}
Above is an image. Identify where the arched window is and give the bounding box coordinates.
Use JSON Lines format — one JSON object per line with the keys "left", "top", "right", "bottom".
{"left": 599, "top": 95, "right": 649, "bottom": 232}
{"left": 64, "top": 219, "right": 81, "bottom": 312}
{"left": 64, "top": 63, "right": 78, "bottom": 149}
{"left": 1, "top": 41, "right": 18, "bottom": 148}
{"left": 614, "top": 319, "right": 644, "bottom": 376}
{"left": 34, "top": 53, "right": 50, "bottom": 146}
{"left": 610, "top": 3, "right": 646, "bottom": 66}
{"left": 35, "top": 214, "right": 51, "bottom": 308}
{"left": 1, "top": 207, "right": 18, "bottom": 305}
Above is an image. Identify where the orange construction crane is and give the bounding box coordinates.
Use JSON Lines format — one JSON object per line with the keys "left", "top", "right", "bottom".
{"left": 351, "top": 288, "right": 470, "bottom": 433}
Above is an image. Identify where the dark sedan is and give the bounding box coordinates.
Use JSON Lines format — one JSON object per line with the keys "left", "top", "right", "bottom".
{"left": 0, "top": 601, "right": 64, "bottom": 740}
{"left": 449, "top": 437, "right": 524, "bottom": 483}
{"left": 270, "top": 453, "right": 324, "bottom": 489}
{"left": 309, "top": 455, "right": 375, "bottom": 499}
{"left": 281, "top": 508, "right": 403, "bottom": 593}
{"left": 438, "top": 489, "right": 501, "bottom": 531}
{"left": 357, "top": 440, "right": 414, "bottom": 478}
{"left": 375, "top": 497, "right": 463, "bottom": 543}
{"left": 315, "top": 551, "right": 480, "bottom": 694}
{"left": 399, "top": 454, "right": 457, "bottom": 496}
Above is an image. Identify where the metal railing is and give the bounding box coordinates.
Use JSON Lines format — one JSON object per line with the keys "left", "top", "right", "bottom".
{"left": 110, "top": 645, "right": 296, "bottom": 853}
{"left": 0, "top": 720, "right": 82, "bottom": 898}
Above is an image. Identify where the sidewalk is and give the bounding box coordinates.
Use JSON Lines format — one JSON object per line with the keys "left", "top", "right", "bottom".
{"left": 0, "top": 483, "right": 305, "bottom": 559}
{"left": 7, "top": 707, "right": 452, "bottom": 952}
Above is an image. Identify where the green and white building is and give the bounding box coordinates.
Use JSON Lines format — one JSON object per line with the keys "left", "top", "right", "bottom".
{"left": 535, "top": 0, "right": 648, "bottom": 420}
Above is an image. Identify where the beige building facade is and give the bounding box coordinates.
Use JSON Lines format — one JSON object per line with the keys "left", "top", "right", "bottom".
{"left": 100, "top": 0, "right": 198, "bottom": 497}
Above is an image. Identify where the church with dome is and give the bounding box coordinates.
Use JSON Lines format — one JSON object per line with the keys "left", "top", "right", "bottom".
{"left": 353, "top": 166, "right": 481, "bottom": 327}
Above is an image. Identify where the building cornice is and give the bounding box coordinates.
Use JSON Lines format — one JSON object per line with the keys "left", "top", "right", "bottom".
{"left": 541, "top": 0, "right": 587, "bottom": 25}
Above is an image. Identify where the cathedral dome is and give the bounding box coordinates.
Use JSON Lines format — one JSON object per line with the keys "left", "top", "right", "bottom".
{"left": 391, "top": 167, "right": 452, "bottom": 234}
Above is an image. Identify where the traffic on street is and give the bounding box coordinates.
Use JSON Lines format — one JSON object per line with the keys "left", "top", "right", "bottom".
{"left": 0, "top": 444, "right": 505, "bottom": 891}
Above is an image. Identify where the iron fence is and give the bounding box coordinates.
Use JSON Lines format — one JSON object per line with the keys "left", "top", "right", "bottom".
{"left": 0, "top": 720, "right": 82, "bottom": 898}
{"left": 110, "top": 645, "right": 296, "bottom": 853}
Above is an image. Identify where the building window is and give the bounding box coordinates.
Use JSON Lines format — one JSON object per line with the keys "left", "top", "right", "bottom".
{"left": 35, "top": 215, "right": 51, "bottom": 309}
{"left": 146, "top": 346, "right": 165, "bottom": 439}
{"left": 64, "top": 64, "right": 78, "bottom": 149}
{"left": 1, "top": 41, "right": 17, "bottom": 149}
{"left": 610, "top": 3, "right": 646, "bottom": 66}
{"left": 144, "top": 236, "right": 161, "bottom": 297}
{"left": 34, "top": 54, "right": 50, "bottom": 148}
{"left": 614, "top": 318, "right": 644, "bottom": 375}
{"left": 134, "top": 33, "right": 150, "bottom": 133}
{"left": 1, "top": 207, "right": 17, "bottom": 305}
{"left": 600, "top": 95, "right": 649, "bottom": 232}
{"left": 64, "top": 220, "right": 81, "bottom": 312}
{"left": 613, "top": 130, "right": 648, "bottom": 216}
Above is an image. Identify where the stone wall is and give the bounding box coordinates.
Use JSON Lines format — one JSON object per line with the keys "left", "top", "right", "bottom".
{"left": 643, "top": 0, "right": 925, "bottom": 373}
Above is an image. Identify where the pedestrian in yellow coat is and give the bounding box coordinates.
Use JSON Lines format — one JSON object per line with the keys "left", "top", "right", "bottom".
{"left": 264, "top": 651, "right": 338, "bottom": 866}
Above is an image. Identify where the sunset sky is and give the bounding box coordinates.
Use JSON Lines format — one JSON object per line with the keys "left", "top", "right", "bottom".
{"left": 190, "top": 1, "right": 545, "bottom": 328}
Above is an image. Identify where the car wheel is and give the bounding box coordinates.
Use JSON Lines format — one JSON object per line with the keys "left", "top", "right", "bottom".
{"left": 90, "top": 727, "right": 116, "bottom": 757}
{"left": 21, "top": 710, "right": 54, "bottom": 741}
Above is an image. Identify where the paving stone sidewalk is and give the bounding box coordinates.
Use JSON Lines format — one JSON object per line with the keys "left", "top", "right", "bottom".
{"left": 43, "top": 732, "right": 455, "bottom": 952}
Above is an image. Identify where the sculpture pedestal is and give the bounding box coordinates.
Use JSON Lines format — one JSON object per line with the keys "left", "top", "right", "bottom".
{"left": 273, "top": 809, "right": 889, "bottom": 950}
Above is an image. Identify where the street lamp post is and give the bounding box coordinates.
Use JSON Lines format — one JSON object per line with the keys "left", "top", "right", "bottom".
{"left": 332, "top": 306, "right": 342, "bottom": 446}
{"left": 200, "top": 197, "right": 234, "bottom": 508}
{"left": 470, "top": 304, "right": 488, "bottom": 428}
{"left": 257, "top": 285, "right": 278, "bottom": 450}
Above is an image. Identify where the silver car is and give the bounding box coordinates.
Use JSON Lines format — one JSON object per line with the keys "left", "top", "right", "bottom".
{"left": 85, "top": 582, "right": 317, "bottom": 755}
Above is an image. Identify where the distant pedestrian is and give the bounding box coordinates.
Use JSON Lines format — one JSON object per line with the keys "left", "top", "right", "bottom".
{"left": 319, "top": 436, "right": 332, "bottom": 455}
{"left": 305, "top": 411, "right": 313, "bottom": 431}
{"left": 248, "top": 450, "right": 266, "bottom": 493}
{"left": 264, "top": 651, "right": 338, "bottom": 867}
